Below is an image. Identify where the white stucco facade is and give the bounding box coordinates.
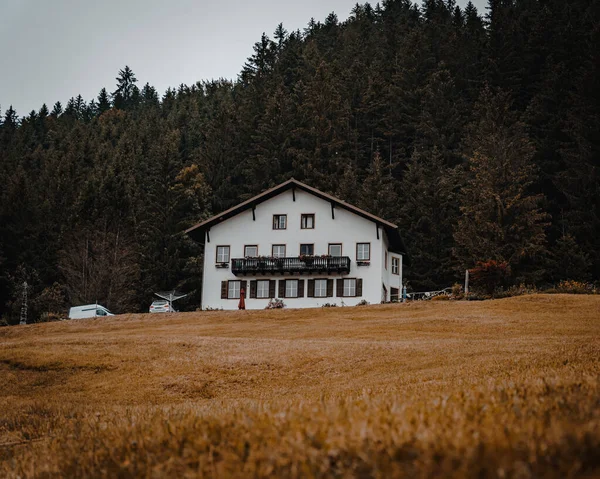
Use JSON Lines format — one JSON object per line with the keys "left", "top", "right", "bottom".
{"left": 194, "top": 183, "right": 403, "bottom": 310}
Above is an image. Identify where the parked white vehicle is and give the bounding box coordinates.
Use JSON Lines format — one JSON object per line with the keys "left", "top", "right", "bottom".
{"left": 68, "top": 304, "right": 114, "bottom": 319}
{"left": 149, "top": 300, "right": 174, "bottom": 313}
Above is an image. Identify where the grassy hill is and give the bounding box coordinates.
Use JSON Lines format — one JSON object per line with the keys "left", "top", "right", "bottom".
{"left": 1, "top": 294, "right": 599, "bottom": 477}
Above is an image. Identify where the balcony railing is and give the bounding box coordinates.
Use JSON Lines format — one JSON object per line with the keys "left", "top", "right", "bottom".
{"left": 231, "top": 256, "right": 351, "bottom": 276}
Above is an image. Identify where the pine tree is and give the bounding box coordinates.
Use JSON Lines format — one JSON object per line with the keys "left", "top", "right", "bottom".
{"left": 38, "top": 104, "right": 49, "bottom": 118}
{"left": 454, "top": 88, "right": 548, "bottom": 283}
{"left": 97, "top": 87, "right": 111, "bottom": 114}
{"left": 399, "top": 148, "right": 459, "bottom": 290}
{"left": 51, "top": 102, "right": 63, "bottom": 117}
{"left": 140, "top": 83, "right": 159, "bottom": 107}
{"left": 240, "top": 33, "right": 277, "bottom": 86}
{"left": 289, "top": 49, "right": 353, "bottom": 192}
{"left": 549, "top": 233, "right": 590, "bottom": 282}
{"left": 359, "top": 150, "right": 399, "bottom": 221}
{"left": 2, "top": 106, "right": 18, "bottom": 130}
{"left": 112, "top": 66, "right": 140, "bottom": 110}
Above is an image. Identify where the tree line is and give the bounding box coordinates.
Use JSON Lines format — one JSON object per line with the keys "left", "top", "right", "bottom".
{"left": 1, "top": 0, "right": 598, "bottom": 322}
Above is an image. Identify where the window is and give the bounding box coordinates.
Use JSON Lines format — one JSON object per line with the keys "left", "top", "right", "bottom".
{"left": 343, "top": 278, "right": 356, "bottom": 297}
{"left": 391, "top": 287, "right": 399, "bottom": 302}
{"left": 300, "top": 244, "right": 314, "bottom": 255}
{"left": 285, "top": 279, "right": 298, "bottom": 298}
{"left": 356, "top": 243, "right": 370, "bottom": 261}
{"left": 244, "top": 245, "right": 258, "bottom": 257}
{"left": 314, "top": 279, "right": 327, "bottom": 297}
{"left": 272, "top": 244, "right": 286, "bottom": 258}
{"left": 273, "top": 214, "right": 287, "bottom": 230}
{"left": 228, "top": 280, "right": 241, "bottom": 299}
{"left": 328, "top": 244, "right": 342, "bottom": 257}
{"left": 392, "top": 257, "right": 399, "bottom": 275}
{"left": 257, "top": 280, "right": 270, "bottom": 299}
{"left": 216, "top": 245, "right": 230, "bottom": 263}
{"left": 301, "top": 214, "right": 315, "bottom": 229}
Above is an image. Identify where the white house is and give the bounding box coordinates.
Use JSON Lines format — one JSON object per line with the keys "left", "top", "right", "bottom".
{"left": 186, "top": 179, "right": 406, "bottom": 310}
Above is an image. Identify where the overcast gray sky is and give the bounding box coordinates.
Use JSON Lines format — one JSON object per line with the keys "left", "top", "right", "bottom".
{"left": 1, "top": 0, "right": 487, "bottom": 116}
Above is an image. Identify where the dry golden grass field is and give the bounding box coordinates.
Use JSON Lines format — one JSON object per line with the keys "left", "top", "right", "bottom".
{"left": 1, "top": 294, "right": 599, "bottom": 478}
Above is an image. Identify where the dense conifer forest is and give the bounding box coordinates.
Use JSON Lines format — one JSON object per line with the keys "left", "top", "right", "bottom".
{"left": 0, "top": 0, "right": 598, "bottom": 322}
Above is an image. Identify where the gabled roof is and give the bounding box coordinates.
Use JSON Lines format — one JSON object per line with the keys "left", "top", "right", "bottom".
{"left": 185, "top": 179, "right": 407, "bottom": 254}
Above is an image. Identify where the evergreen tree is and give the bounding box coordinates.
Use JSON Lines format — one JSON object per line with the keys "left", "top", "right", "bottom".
{"left": 2, "top": 106, "right": 18, "bottom": 130}
{"left": 549, "top": 233, "right": 590, "bottom": 282}
{"left": 359, "top": 150, "right": 399, "bottom": 221}
{"left": 399, "top": 148, "right": 459, "bottom": 290}
{"left": 97, "top": 87, "right": 111, "bottom": 114}
{"left": 38, "top": 104, "right": 49, "bottom": 118}
{"left": 140, "top": 83, "right": 159, "bottom": 107}
{"left": 454, "top": 88, "right": 548, "bottom": 283}
{"left": 51, "top": 101, "right": 63, "bottom": 117}
{"left": 112, "top": 66, "right": 140, "bottom": 110}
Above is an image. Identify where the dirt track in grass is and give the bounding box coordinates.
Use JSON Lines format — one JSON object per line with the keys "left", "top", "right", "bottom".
{"left": 1, "top": 294, "right": 599, "bottom": 477}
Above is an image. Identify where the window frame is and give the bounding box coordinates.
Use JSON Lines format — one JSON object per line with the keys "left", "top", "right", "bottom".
{"left": 285, "top": 279, "right": 298, "bottom": 298}
{"left": 328, "top": 243, "right": 342, "bottom": 257}
{"left": 272, "top": 244, "right": 286, "bottom": 258}
{"left": 391, "top": 256, "right": 399, "bottom": 275}
{"left": 343, "top": 278, "right": 357, "bottom": 297}
{"left": 256, "top": 280, "right": 270, "bottom": 299}
{"left": 300, "top": 243, "right": 314, "bottom": 256}
{"left": 216, "top": 245, "right": 230, "bottom": 263}
{"left": 300, "top": 213, "right": 315, "bottom": 229}
{"left": 272, "top": 214, "right": 287, "bottom": 230}
{"left": 314, "top": 279, "right": 327, "bottom": 298}
{"left": 227, "top": 280, "right": 241, "bottom": 299}
{"left": 356, "top": 243, "right": 371, "bottom": 261}
{"left": 244, "top": 245, "right": 258, "bottom": 258}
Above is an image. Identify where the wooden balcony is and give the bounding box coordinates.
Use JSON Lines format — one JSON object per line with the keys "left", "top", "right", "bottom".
{"left": 231, "top": 256, "right": 351, "bottom": 276}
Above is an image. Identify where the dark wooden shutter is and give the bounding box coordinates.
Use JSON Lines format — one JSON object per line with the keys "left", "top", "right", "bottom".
{"left": 221, "top": 281, "right": 228, "bottom": 299}
{"left": 298, "top": 279, "right": 304, "bottom": 298}
{"left": 269, "top": 280, "right": 276, "bottom": 298}
{"left": 279, "top": 280, "right": 286, "bottom": 298}
{"left": 336, "top": 279, "right": 343, "bottom": 297}
{"left": 250, "top": 280, "right": 257, "bottom": 298}
{"left": 327, "top": 279, "right": 334, "bottom": 297}
{"left": 307, "top": 279, "right": 315, "bottom": 297}
{"left": 356, "top": 278, "right": 363, "bottom": 297}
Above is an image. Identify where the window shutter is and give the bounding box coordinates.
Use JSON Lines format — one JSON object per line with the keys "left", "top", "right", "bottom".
{"left": 327, "top": 279, "right": 334, "bottom": 297}
{"left": 269, "top": 280, "right": 276, "bottom": 298}
{"left": 221, "top": 281, "right": 227, "bottom": 299}
{"left": 307, "top": 279, "right": 315, "bottom": 297}
{"left": 242, "top": 281, "right": 248, "bottom": 297}
{"left": 279, "top": 280, "right": 285, "bottom": 298}
{"left": 298, "top": 279, "right": 304, "bottom": 298}
{"left": 336, "top": 279, "right": 343, "bottom": 297}
{"left": 356, "top": 278, "right": 363, "bottom": 297}
{"left": 250, "top": 280, "right": 257, "bottom": 299}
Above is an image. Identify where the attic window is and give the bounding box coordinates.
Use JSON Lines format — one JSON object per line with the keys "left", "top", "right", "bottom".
{"left": 301, "top": 214, "right": 315, "bottom": 229}
{"left": 216, "top": 245, "right": 230, "bottom": 263}
{"left": 273, "top": 214, "right": 287, "bottom": 230}
{"left": 356, "top": 243, "right": 370, "bottom": 261}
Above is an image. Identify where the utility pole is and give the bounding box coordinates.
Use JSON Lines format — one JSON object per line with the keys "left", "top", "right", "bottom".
{"left": 20, "top": 281, "right": 28, "bottom": 325}
{"left": 464, "top": 270, "right": 469, "bottom": 296}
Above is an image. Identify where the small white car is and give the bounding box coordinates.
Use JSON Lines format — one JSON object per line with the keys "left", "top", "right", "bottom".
{"left": 149, "top": 300, "right": 174, "bottom": 313}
